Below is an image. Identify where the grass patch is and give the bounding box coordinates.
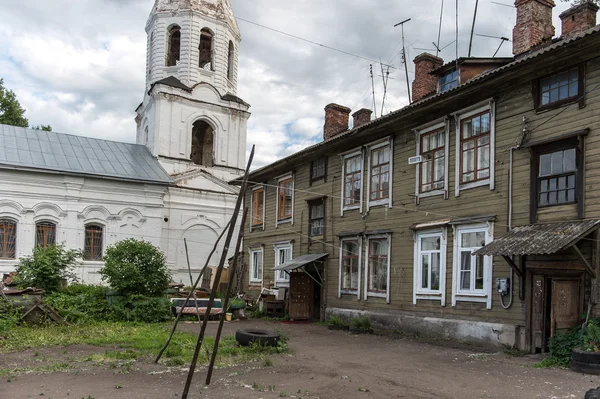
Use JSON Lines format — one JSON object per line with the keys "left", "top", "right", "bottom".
{"left": 0, "top": 362, "right": 72, "bottom": 378}
{"left": 0, "top": 322, "right": 287, "bottom": 372}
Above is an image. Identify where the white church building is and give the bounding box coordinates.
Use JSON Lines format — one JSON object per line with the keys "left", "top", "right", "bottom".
{"left": 0, "top": 0, "right": 249, "bottom": 284}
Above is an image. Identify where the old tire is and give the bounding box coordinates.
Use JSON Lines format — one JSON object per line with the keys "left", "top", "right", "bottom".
{"left": 573, "top": 349, "right": 600, "bottom": 364}
{"left": 235, "top": 329, "right": 280, "bottom": 347}
{"left": 571, "top": 359, "right": 600, "bottom": 375}
{"left": 585, "top": 388, "right": 600, "bottom": 399}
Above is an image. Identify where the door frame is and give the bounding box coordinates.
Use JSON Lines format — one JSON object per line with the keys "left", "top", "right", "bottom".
{"left": 526, "top": 260, "right": 585, "bottom": 352}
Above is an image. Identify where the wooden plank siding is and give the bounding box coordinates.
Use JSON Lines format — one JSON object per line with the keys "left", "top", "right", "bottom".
{"left": 240, "top": 50, "right": 600, "bottom": 329}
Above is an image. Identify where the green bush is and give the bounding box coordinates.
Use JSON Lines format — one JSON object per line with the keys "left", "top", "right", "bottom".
{"left": 15, "top": 244, "right": 80, "bottom": 292}
{"left": 109, "top": 295, "right": 172, "bottom": 323}
{"left": 0, "top": 299, "right": 20, "bottom": 334}
{"left": 350, "top": 315, "right": 371, "bottom": 330}
{"left": 541, "top": 323, "right": 585, "bottom": 367}
{"left": 99, "top": 239, "right": 170, "bottom": 297}
{"left": 328, "top": 315, "right": 348, "bottom": 327}
{"left": 44, "top": 284, "right": 111, "bottom": 323}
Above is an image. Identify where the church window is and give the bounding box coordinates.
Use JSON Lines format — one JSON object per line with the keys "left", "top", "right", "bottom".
{"left": 166, "top": 25, "right": 181, "bottom": 67}
{"left": 227, "top": 41, "right": 234, "bottom": 80}
{"left": 191, "top": 120, "right": 214, "bottom": 167}
{"left": 35, "top": 222, "right": 56, "bottom": 249}
{"left": 148, "top": 32, "right": 154, "bottom": 76}
{"left": 199, "top": 28, "right": 213, "bottom": 71}
{"left": 144, "top": 126, "right": 149, "bottom": 145}
{"left": 0, "top": 219, "right": 17, "bottom": 259}
{"left": 84, "top": 224, "right": 103, "bottom": 261}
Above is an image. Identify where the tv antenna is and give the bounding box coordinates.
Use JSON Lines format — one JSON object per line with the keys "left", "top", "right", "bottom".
{"left": 468, "top": 0, "right": 479, "bottom": 57}
{"left": 436, "top": 0, "right": 445, "bottom": 57}
{"left": 394, "top": 18, "right": 412, "bottom": 104}
{"left": 476, "top": 34, "right": 511, "bottom": 57}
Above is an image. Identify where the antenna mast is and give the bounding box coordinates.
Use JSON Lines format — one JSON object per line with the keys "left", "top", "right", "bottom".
{"left": 436, "top": 0, "right": 445, "bottom": 57}
{"left": 468, "top": 0, "right": 479, "bottom": 57}
{"left": 394, "top": 18, "right": 412, "bottom": 104}
{"left": 370, "top": 64, "right": 377, "bottom": 117}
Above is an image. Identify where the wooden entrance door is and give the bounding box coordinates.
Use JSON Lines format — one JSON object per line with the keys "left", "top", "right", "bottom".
{"left": 551, "top": 279, "right": 581, "bottom": 337}
{"left": 289, "top": 272, "right": 313, "bottom": 320}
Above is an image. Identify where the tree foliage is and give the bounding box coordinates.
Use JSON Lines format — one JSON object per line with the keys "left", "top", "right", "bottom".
{"left": 99, "top": 239, "right": 171, "bottom": 297}
{"left": 561, "top": 0, "right": 600, "bottom": 6}
{"left": 15, "top": 244, "right": 80, "bottom": 292}
{"left": 32, "top": 124, "right": 52, "bottom": 131}
{"left": 0, "top": 78, "right": 28, "bottom": 128}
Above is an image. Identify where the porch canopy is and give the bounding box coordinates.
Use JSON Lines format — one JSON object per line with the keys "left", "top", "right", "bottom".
{"left": 273, "top": 253, "right": 329, "bottom": 288}
{"left": 474, "top": 219, "right": 600, "bottom": 278}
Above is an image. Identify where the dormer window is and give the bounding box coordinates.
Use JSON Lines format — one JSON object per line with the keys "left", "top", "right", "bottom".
{"left": 440, "top": 69, "right": 458, "bottom": 93}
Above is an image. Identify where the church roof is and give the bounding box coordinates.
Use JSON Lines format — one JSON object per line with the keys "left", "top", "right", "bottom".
{"left": 151, "top": 0, "right": 239, "bottom": 35}
{"left": 0, "top": 124, "right": 172, "bottom": 184}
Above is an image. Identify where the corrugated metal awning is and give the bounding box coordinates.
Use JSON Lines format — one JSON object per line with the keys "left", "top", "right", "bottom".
{"left": 273, "top": 253, "right": 329, "bottom": 272}
{"left": 474, "top": 219, "right": 600, "bottom": 257}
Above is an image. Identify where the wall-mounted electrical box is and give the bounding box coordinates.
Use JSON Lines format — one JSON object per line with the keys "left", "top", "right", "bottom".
{"left": 496, "top": 277, "right": 510, "bottom": 296}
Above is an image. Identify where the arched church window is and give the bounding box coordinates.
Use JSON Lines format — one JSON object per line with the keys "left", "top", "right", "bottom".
{"left": 35, "top": 221, "right": 56, "bottom": 248}
{"left": 83, "top": 224, "right": 103, "bottom": 261}
{"left": 0, "top": 219, "right": 17, "bottom": 259}
{"left": 199, "top": 28, "right": 213, "bottom": 71}
{"left": 144, "top": 126, "right": 149, "bottom": 145}
{"left": 148, "top": 32, "right": 154, "bottom": 76}
{"left": 227, "top": 41, "right": 234, "bottom": 80}
{"left": 191, "top": 120, "right": 214, "bottom": 167}
{"left": 166, "top": 25, "right": 181, "bottom": 67}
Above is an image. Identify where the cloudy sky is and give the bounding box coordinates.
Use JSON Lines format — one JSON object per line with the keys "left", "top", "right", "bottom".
{"left": 0, "top": 0, "right": 574, "bottom": 168}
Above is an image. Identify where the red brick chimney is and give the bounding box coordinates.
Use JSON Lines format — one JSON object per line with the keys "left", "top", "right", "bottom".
{"left": 513, "top": 0, "right": 556, "bottom": 56}
{"left": 323, "top": 103, "right": 351, "bottom": 140}
{"left": 412, "top": 53, "right": 444, "bottom": 102}
{"left": 352, "top": 108, "right": 372, "bottom": 128}
{"left": 560, "top": 1, "right": 599, "bottom": 37}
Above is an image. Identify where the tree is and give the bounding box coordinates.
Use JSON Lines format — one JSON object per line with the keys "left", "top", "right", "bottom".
{"left": 32, "top": 124, "right": 52, "bottom": 131}
{"left": 561, "top": 0, "right": 600, "bottom": 5}
{"left": 99, "top": 239, "right": 171, "bottom": 297}
{"left": 0, "top": 78, "right": 28, "bottom": 127}
{"left": 15, "top": 244, "right": 80, "bottom": 293}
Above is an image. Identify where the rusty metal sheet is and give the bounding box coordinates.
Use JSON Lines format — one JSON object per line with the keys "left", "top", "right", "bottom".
{"left": 474, "top": 219, "right": 600, "bottom": 257}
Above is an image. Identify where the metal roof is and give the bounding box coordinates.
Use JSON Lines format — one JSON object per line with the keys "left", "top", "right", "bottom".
{"left": 0, "top": 124, "right": 172, "bottom": 184}
{"left": 474, "top": 219, "right": 600, "bottom": 257}
{"left": 273, "top": 253, "right": 329, "bottom": 272}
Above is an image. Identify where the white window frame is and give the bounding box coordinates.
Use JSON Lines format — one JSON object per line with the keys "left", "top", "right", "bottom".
{"left": 338, "top": 236, "right": 362, "bottom": 299}
{"left": 275, "top": 173, "right": 294, "bottom": 226}
{"left": 451, "top": 223, "right": 494, "bottom": 309}
{"left": 366, "top": 138, "right": 394, "bottom": 210}
{"left": 454, "top": 100, "right": 496, "bottom": 197}
{"left": 273, "top": 241, "right": 293, "bottom": 287}
{"left": 364, "top": 234, "right": 392, "bottom": 303}
{"left": 250, "top": 185, "right": 266, "bottom": 232}
{"left": 340, "top": 149, "right": 364, "bottom": 215}
{"left": 414, "top": 120, "right": 449, "bottom": 200}
{"left": 249, "top": 247, "right": 263, "bottom": 284}
{"left": 413, "top": 229, "right": 447, "bottom": 306}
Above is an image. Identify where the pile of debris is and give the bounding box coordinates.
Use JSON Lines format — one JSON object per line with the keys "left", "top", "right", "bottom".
{"left": 2, "top": 273, "right": 63, "bottom": 325}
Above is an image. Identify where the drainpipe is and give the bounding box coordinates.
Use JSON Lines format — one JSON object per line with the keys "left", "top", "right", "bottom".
{"left": 500, "top": 146, "right": 517, "bottom": 309}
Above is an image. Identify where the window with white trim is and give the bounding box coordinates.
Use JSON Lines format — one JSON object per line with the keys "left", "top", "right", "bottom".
{"left": 368, "top": 141, "right": 392, "bottom": 208}
{"left": 274, "top": 242, "right": 292, "bottom": 287}
{"left": 339, "top": 238, "right": 361, "bottom": 297}
{"left": 276, "top": 175, "right": 294, "bottom": 224}
{"left": 452, "top": 224, "right": 493, "bottom": 309}
{"left": 341, "top": 152, "right": 363, "bottom": 213}
{"left": 415, "top": 122, "right": 448, "bottom": 199}
{"left": 365, "top": 235, "right": 391, "bottom": 302}
{"left": 249, "top": 248, "right": 263, "bottom": 283}
{"left": 455, "top": 103, "right": 495, "bottom": 196}
{"left": 414, "top": 230, "right": 447, "bottom": 305}
{"left": 251, "top": 186, "right": 265, "bottom": 230}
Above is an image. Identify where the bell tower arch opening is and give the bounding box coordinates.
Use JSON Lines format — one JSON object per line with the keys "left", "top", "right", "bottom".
{"left": 199, "top": 28, "right": 214, "bottom": 71}
{"left": 191, "top": 120, "right": 214, "bottom": 167}
{"left": 166, "top": 25, "right": 181, "bottom": 67}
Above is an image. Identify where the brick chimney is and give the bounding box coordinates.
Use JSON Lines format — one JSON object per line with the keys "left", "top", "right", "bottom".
{"left": 412, "top": 53, "right": 444, "bottom": 102}
{"left": 352, "top": 108, "right": 372, "bottom": 128}
{"left": 323, "top": 103, "right": 351, "bottom": 140}
{"left": 513, "top": 0, "right": 556, "bottom": 56}
{"left": 560, "top": 1, "right": 599, "bottom": 37}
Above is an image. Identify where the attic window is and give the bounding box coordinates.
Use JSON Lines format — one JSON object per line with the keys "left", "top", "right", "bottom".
{"left": 166, "top": 25, "right": 181, "bottom": 67}
{"left": 440, "top": 69, "right": 458, "bottom": 93}
{"left": 199, "top": 28, "right": 213, "bottom": 71}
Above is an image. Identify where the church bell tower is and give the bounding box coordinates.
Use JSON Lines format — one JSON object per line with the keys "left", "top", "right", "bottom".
{"left": 136, "top": 0, "right": 250, "bottom": 180}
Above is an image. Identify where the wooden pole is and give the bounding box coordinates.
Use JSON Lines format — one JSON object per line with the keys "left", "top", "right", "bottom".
{"left": 205, "top": 208, "right": 248, "bottom": 385}
{"left": 154, "top": 219, "right": 232, "bottom": 364}
{"left": 184, "top": 238, "right": 201, "bottom": 323}
{"left": 181, "top": 146, "right": 254, "bottom": 399}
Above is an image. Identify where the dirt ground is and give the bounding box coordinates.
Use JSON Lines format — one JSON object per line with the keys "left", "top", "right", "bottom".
{"left": 1, "top": 319, "right": 599, "bottom": 399}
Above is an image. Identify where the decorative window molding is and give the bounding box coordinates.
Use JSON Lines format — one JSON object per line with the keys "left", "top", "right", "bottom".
{"left": 454, "top": 101, "right": 496, "bottom": 197}
{"left": 276, "top": 173, "right": 294, "bottom": 225}
{"left": 0, "top": 218, "right": 17, "bottom": 260}
{"left": 451, "top": 223, "right": 493, "bottom": 309}
{"left": 367, "top": 138, "right": 393, "bottom": 210}
{"left": 35, "top": 221, "right": 57, "bottom": 249}
{"left": 338, "top": 236, "right": 362, "bottom": 299}
{"left": 83, "top": 223, "right": 104, "bottom": 262}
{"left": 249, "top": 247, "right": 263, "bottom": 284}
{"left": 364, "top": 234, "right": 391, "bottom": 303}
{"left": 273, "top": 241, "right": 293, "bottom": 287}
{"left": 414, "top": 120, "right": 449, "bottom": 201}
{"left": 413, "top": 229, "right": 447, "bottom": 306}
{"left": 250, "top": 185, "right": 265, "bottom": 231}
{"left": 340, "top": 150, "right": 363, "bottom": 215}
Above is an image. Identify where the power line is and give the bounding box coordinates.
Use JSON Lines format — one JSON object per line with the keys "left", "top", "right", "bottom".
{"left": 236, "top": 16, "right": 396, "bottom": 69}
